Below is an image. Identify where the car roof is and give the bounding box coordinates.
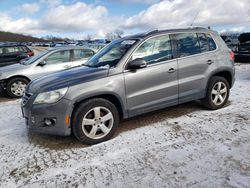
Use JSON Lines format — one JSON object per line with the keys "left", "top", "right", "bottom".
{"left": 123, "top": 26, "right": 216, "bottom": 40}
{"left": 48, "top": 46, "right": 95, "bottom": 51}
{"left": 0, "top": 43, "right": 28, "bottom": 47}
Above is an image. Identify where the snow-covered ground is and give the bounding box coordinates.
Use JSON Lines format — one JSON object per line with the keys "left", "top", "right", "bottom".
{"left": 0, "top": 63, "right": 249, "bottom": 188}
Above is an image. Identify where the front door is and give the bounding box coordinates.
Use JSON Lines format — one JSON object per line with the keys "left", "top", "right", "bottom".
{"left": 124, "top": 34, "right": 178, "bottom": 117}
{"left": 32, "top": 50, "right": 73, "bottom": 79}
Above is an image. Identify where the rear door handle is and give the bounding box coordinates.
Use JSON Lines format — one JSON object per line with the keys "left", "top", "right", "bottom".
{"left": 207, "top": 60, "right": 214, "bottom": 65}
{"left": 168, "top": 68, "right": 176, "bottom": 73}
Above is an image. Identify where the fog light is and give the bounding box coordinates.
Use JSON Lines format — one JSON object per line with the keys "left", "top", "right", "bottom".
{"left": 44, "top": 118, "right": 56, "bottom": 126}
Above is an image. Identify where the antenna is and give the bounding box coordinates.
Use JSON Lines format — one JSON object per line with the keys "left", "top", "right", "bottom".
{"left": 190, "top": 11, "right": 199, "bottom": 26}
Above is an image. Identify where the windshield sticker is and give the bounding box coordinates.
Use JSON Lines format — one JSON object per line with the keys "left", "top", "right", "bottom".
{"left": 121, "top": 40, "right": 136, "bottom": 45}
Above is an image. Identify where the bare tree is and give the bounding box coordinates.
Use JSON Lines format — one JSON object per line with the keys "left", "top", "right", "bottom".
{"left": 114, "top": 29, "right": 124, "bottom": 38}
{"left": 105, "top": 29, "right": 124, "bottom": 41}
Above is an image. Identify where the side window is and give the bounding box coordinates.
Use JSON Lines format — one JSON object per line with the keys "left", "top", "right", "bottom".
{"left": 206, "top": 34, "right": 217, "bottom": 51}
{"left": 0, "top": 47, "right": 3, "bottom": 55}
{"left": 175, "top": 33, "right": 201, "bottom": 57}
{"left": 19, "top": 46, "right": 28, "bottom": 52}
{"left": 73, "top": 49, "right": 94, "bottom": 61}
{"left": 45, "top": 50, "right": 70, "bottom": 65}
{"left": 4, "top": 47, "right": 15, "bottom": 53}
{"left": 132, "top": 35, "right": 173, "bottom": 65}
{"left": 197, "top": 33, "right": 209, "bottom": 52}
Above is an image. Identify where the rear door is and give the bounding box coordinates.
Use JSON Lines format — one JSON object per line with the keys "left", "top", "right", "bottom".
{"left": 173, "top": 32, "right": 217, "bottom": 103}
{"left": 124, "top": 34, "right": 178, "bottom": 117}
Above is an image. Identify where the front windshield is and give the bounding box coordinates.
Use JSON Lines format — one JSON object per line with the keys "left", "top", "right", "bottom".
{"left": 85, "top": 39, "right": 138, "bottom": 68}
{"left": 22, "top": 50, "right": 49, "bottom": 65}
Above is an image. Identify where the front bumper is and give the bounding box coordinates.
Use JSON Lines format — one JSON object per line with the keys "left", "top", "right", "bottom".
{"left": 0, "top": 80, "right": 5, "bottom": 93}
{"left": 21, "top": 94, "right": 73, "bottom": 136}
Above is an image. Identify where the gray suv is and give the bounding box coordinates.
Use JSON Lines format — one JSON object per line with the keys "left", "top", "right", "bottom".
{"left": 22, "top": 27, "right": 235, "bottom": 145}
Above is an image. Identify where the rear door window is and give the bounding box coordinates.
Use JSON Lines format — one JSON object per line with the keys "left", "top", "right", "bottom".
{"left": 73, "top": 49, "right": 94, "bottom": 61}
{"left": 175, "top": 33, "right": 201, "bottom": 57}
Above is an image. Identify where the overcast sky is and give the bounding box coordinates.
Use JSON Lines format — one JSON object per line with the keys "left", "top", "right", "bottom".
{"left": 0, "top": 0, "right": 249, "bottom": 39}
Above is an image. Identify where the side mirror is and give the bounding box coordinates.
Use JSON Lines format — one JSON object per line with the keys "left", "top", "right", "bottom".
{"left": 127, "top": 58, "right": 147, "bottom": 70}
{"left": 39, "top": 60, "right": 47, "bottom": 66}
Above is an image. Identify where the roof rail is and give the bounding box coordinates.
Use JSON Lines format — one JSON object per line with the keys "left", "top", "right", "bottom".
{"left": 149, "top": 26, "right": 209, "bottom": 32}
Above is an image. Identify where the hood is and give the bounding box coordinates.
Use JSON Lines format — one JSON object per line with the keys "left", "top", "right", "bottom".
{"left": 26, "top": 66, "right": 108, "bottom": 94}
{"left": 0, "top": 63, "right": 28, "bottom": 73}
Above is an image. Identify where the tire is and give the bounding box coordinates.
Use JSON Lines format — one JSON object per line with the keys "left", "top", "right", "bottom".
{"left": 202, "top": 76, "right": 230, "bottom": 110}
{"left": 72, "top": 98, "right": 119, "bottom": 145}
{"left": 6, "top": 77, "right": 29, "bottom": 98}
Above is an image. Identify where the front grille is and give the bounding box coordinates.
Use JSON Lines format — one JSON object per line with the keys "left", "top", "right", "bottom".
{"left": 22, "top": 92, "right": 32, "bottom": 106}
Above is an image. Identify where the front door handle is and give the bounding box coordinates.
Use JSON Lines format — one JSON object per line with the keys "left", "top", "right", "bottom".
{"left": 207, "top": 60, "right": 214, "bottom": 65}
{"left": 168, "top": 68, "right": 176, "bottom": 73}
{"left": 63, "top": 65, "right": 71, "bottom": 68}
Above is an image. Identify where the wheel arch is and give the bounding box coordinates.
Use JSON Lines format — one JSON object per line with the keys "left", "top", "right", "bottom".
{"left": 206, "top": 70, "right": 233, "bottom": 91}
{"left": 71, "top": 93, "right": 127, "bottom": 122}
{"left": 6, "top": 75, "right": 31, "bottom": 84}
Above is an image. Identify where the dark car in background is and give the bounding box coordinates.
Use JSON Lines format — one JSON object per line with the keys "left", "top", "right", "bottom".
{"left": 0, "top": 44, "right": 34, "bottom": 67}
{"left": 235, "top": 33, "right": 250, "bottom": 62}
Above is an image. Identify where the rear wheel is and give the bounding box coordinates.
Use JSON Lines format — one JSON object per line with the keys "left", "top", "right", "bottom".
{"left": 6, "top": 77, "right": 29, "bottom": 98}
{"left": 202, "top": 76, "right": 230, "bottom": 110}
{"left": 72, "top": 98, "right": 119, "bottom": 145}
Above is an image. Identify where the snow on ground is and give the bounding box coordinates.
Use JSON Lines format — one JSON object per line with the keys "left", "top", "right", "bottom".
{"left": 0, "top": 63, "right": 250, "bottom": 188}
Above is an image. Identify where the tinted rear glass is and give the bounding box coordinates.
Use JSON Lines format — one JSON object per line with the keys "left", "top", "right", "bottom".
{"left": 197, "top": 33, "right": 210, "bottom": 52}
{"left": 206, "top": 34, "right": 217, "bottom": 51}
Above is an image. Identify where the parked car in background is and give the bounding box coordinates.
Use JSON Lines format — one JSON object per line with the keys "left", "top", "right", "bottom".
{"left": 0, "top": 44, "right": 34, "bottom": 67}
{"left": 0, "top": 46, "right": 95, "bottom": 97}
{"left": 235, "top": 33, "right": 250, "bottom": 62}
{"left": 21, "top": 27, "right": 235, "bottom": 145}
{"left": 221, "top": 34, "right": 239, "bottom": 52}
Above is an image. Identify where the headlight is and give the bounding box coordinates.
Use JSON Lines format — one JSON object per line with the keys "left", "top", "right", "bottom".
{"left": 34, "top": 87, "right": 68, "bottom": 104}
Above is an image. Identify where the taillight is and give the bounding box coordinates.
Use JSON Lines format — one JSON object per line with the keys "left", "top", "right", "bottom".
{"left": 27, "top": 51, "right": 34, "bottom": 57}
{"left": 229, "top": 51, "right": 234, "bottom": 61}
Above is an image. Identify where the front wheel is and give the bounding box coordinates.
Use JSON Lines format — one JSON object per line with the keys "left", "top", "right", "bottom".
{"left": 72, "top": 98, "right": 119, "bottom": 145}
{"left": 6, "top": 77, "right": 29, "bottom": 98}
{"left": 202, "top": 76, "right": 230, "bottom": 110}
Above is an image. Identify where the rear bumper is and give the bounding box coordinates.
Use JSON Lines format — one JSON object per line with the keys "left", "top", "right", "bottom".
{"left": 234, "top": 52, "right": 250, "bottom": 60}
{"left": 22, "top": 96, "right": 73, "bottom": 136}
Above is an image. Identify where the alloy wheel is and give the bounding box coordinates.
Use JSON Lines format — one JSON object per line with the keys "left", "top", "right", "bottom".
{"left": 81, "top": 106, "right": 114, "bottom": 139}
{"left": 211, "top": 81, "right": 228, "bottom": 106}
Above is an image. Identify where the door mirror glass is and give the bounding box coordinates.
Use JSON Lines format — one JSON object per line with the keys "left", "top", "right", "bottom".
{"left": 127, "top": 58, "right": 147, "bottom": 70}
{"left": 39, "top": 60, "right": 47, "bottom": 66}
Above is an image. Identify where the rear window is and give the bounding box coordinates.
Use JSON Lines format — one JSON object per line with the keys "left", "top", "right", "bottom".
{"left": 197, "top": 33, "right": 210, "bottom": 52}
{"left": 175, "top": 33, "right": 201, "bottom": 57}
{"left": 206, "top": 34, "right": 217, "bottom": 51}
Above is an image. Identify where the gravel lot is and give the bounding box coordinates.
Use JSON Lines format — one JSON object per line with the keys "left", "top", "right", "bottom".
{"left": 0, "top": 63, "right": 249, "bottom": 187}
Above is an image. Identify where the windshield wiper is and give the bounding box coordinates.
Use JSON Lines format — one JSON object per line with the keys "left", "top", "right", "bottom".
{"left": 82, "top": 64, "right": 95, "bottom": 68}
